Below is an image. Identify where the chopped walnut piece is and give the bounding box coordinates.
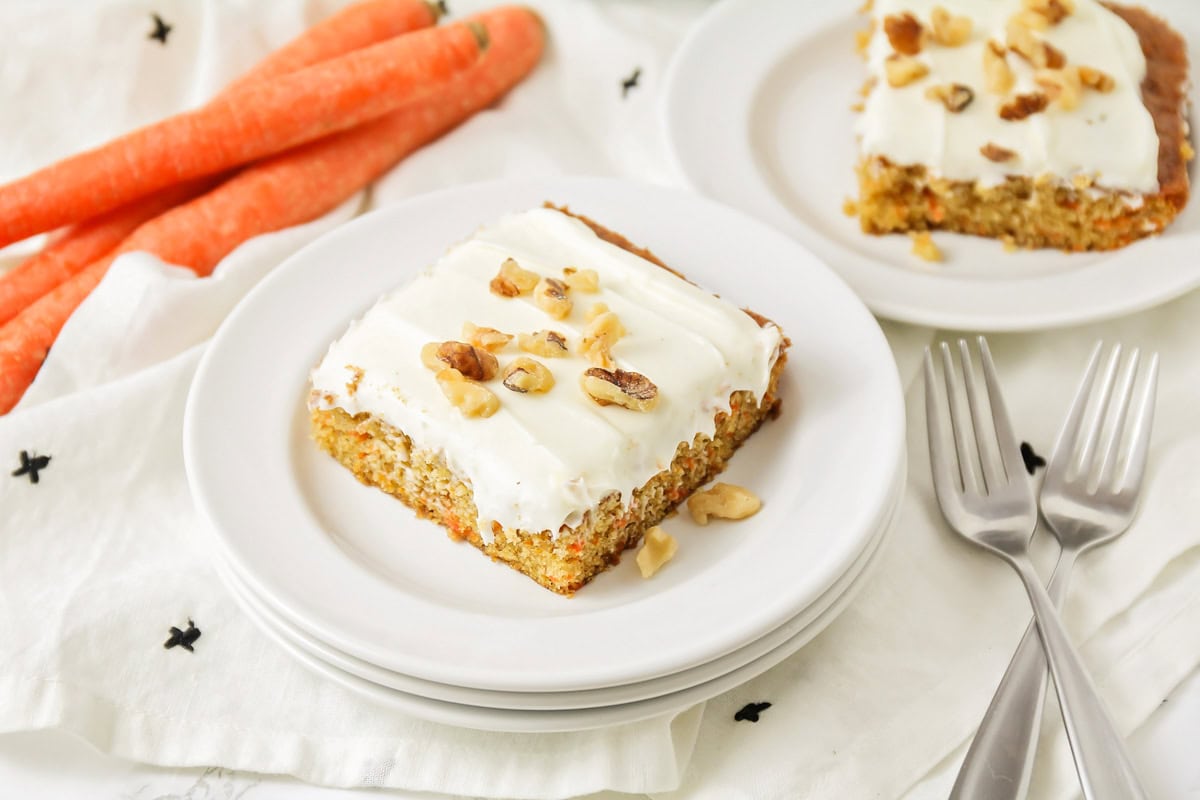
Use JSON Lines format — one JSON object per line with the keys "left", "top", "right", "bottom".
{"left": 518, "top": 330, "right": 569, "bottom": 358}
{"left": 420, "top": 342, "right": 443, "bottom": 371}
{"left": 462, "top": 322, "right": 512, "bottom": 353}
{"left": 1010, "top": 8, "right": 1050, "bottom": 31}
{"left": 436, "top": 368, "right": 500, "bottom": 418}
{"left": 999, "top": 92, "right": 1049, "bottom": 121}
{"left": 1007, "top": 17, "right": 1064, "bottom": 68}
{"left": 884, "top": 12, "right": 925, "bottom": 55}
{"left": 1077, "top": 65, "right": 1115, "bottom": 92}
{"left": 687, "top": 483, "right": 761, "bottom": 525}
{"left": 580, "top": 368, "right": 659, "bottom": 412}
{"left": 981, "top": 143, "right": 1018, "bottom": 162}
{"left": 579, "top": 310, "right": 625, "bottom": 368}
{"left": 909, "top": 231, "right": 943, "bottom": 263}
{"left": 489, "top": 257, "right": 539, "bottom": 298}
{"left": 884, "top": 54, "right": 930, "bottom": 88}
{"left": 534, "top": 276, "right": 572, "bottom": 320}
{"left": 1036, "top": 67, "right": 1082, "bottom": 110}
{"left": 925, "top": 83, "right": 974, "bottom": 113}
{"left": 434, "top": 341, "right": 499, "bottom": 381}
{"left": 855, "top": 26, "right": 874, "bottom": 58}
{"left": 636, "top": 526, "right": 678, "bottom": 578}
{"left": 983, "top": 40, "right": 1016, "bottom": 95}
{"left": 585, "top": 302, "right": 610, "bottom": 322}
{"left": 562, "top": 267, "right": 599, "bottom": 292}
{"left": 1022, "top": 0, "right": 1074, "bottom": 24}
{"left": 501, "top": 357, "right": 555, "bottom": 394}
{"left": 929, "top": 6, "right": 972, "bottom": 47}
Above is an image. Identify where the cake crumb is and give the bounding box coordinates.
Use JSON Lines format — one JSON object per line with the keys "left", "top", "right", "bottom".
{"left": 1182, "top": 140, "right": 1196, "bottom": 161}
{"left": 636, "top": 526, "right": 678, "bottom": 578}
{"left": 909, "top": 231, "right": 943, "bottom": 262}
{"left": 842, "top": 197, "right": 859, "bottom": 217}
{"left": 1002, "top": 235, "right": 1019, "bottom": 253}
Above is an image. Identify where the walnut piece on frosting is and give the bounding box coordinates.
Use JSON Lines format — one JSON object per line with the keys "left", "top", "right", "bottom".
{"left": 1035, "top": 67, "right": 1083, "bottom": 110}
{"left": 925, "top": 83, "right": 974, "bottom": 113}
{"left": 687, "top": 483, "right": 761, "bottom": 525}
{"left": 534, "top": 276, "right": 573, "bottom": 320}
{"left": 983, "top": 40, "right": 1016, "bottom": 95}
{"left": 580, "top": 368, "right": 659, "bottom": 412}
{"left": 1023, "top": 0, "right": 1075, "bottom": 25}
{"left": 999, "top": 92, "right": 1050, "bottom": 121}
{"left": 636, "top": 526, "right": 678, "bottom": 578}
{"left": 502, "top": 357, "right": 555, "bottom": 394}
{"left": 431, "top": 341, "right": 499, "bottom": 382}
{"left": 981, "top": 143, "right": 1018, "bottom": 163}
{"left": 437, "top": 368, "right": 500, "bottom": 418}
{"left": 462, "top": 322, "right": 512, "bottom": 353}
{"left": 884, "top": 12, "right": 926, "bottom": 55}
{"left": 1078, "top": 65, "right": 1115, "bottom": 92}
{"left": 489, "top": 257, "right": 539, "bottom": 298}
{"left": 884, "top": 54, "right": 930, "bottom": 88}
{"left": 518, "top": 329, "right": 570, "bottom": 358}
{"left": 579, "top": 310, "right": 626, "bottom": 368}
{"left": 562, "top": 267, "right": 599, "bottom": 292}
{"left": 929, "top": 7, "right": 972, "bottom": 47}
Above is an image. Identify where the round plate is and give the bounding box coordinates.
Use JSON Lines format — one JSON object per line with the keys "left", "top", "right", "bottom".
{"left": 218, "top": 461, "right": 903, "bottom": 712}
{"left": 184, "top": 176, "right": 905, "bottom": 693}
{"left": 662, "top": 0, "right": 1200, "bottom": 331}
{"left": 217, "top": 494, "right": 900, "bottom": 733}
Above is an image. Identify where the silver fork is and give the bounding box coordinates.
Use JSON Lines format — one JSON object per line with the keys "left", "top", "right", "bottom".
{"left": 949, "top": 342, "right": 1159, "bottom": 800}
{"left": 924, "top": 338, "right": 1148, "bottom": 800}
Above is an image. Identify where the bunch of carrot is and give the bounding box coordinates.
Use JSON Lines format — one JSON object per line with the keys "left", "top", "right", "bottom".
{"left": 0, "top": 0, "right": 545, "bottom": 414}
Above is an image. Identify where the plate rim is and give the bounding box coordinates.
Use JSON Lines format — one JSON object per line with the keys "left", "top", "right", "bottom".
{"left": 184, "top": 174, "right": 906, "bottom": 692}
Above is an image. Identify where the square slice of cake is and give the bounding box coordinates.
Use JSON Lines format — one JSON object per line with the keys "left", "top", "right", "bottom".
{"left": 308, "top": 206, "right": 788, "bottom": 595}
{"left": 854, "top": 0, "right": 1190, "bottom": 251}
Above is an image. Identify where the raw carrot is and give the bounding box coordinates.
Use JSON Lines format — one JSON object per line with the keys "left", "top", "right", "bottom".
{"left": 0, "top": 179, "right": 218, "bottom": 327}
{"left": 0, "top": 0, "right": 439, "bottom": 324}
{"left": 225, "top": 0, "right": 443, "bottom": 90}
{"left": 0, "top": 5, "right": 544, "bottom": 414}
{"left": 0, "top": 18, "right": 491, "bottom": 249}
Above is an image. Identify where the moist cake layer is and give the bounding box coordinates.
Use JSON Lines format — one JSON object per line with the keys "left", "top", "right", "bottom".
{"left": 309, "top": 207, "right": 784, "bottom": 538}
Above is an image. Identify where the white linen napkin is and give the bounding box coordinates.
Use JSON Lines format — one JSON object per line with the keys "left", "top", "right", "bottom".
{"left": 2, "top": 2, "right": 1199, "bottom": 799}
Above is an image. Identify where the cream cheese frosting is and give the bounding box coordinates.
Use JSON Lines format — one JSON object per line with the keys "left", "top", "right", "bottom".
{"left": 857, "top": 0, "right": 1160, "bottom": 192}
{"left": 309, "top": 208, "right": 783, "bottom": 539}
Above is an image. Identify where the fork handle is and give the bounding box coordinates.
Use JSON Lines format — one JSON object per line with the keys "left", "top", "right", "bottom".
{"left": 1008, "top": 556, "right": 1147, "bottom": 800}
{"left": 950, "top": 549, "right": 1078, "bottom": 800}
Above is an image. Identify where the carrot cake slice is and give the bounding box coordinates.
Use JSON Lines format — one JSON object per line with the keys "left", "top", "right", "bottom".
{"left": 308, "top": 206, "right": 788, "bottom": 595}
{"left": 854, "top": 0, "right": 1191, "bottom": 251}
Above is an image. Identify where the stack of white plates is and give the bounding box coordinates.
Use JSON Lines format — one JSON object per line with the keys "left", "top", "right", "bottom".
{"left": 184, "top": 177, "right": 907, "bottom": 733}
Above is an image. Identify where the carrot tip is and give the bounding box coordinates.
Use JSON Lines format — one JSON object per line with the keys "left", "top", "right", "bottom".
{"left": 467, "top": 20, "right": 490, "bottom": 51}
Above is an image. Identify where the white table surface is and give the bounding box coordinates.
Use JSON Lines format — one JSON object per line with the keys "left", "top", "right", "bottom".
{"left": 3, "top": 666, "right": 1199, "bottom": 799}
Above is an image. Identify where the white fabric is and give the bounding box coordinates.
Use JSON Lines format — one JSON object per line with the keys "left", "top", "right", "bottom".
{"left": 0, "top": 2, "right": 1197, "bottom": 799}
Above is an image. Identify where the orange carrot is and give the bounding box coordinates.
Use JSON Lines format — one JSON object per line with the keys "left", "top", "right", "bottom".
{"left": 0, "top": 18, "right": 491, "bottom": 249}
{"left": 0, "top": 5, "right": 544, "bottom": 414}
{"left": 0, "top": 179, "right": 218, "bottom": 327}
{"left": 225, "top": 0, "right": 443, "bottom": 90}
{"left": 0, "top": 0, "right": 439, "bottom": 325}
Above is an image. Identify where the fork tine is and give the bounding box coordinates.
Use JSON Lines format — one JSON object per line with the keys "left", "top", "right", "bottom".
{"left": 1118, "top": 353, "right": 1159, "bottom": 494}
{"left": 1094, "top": 348, "right": 1140, "bottom": 493}
{"left": 1074, "top": 343, "right": 1123, "bottom": 481}
{"left": 977, "top": 337, "right": 1025, "bottom": 485}
{"left": 958, "top": 339, "right": 1004, "bottom": 494}
{"left": 924, "top": 348, "right": 965, "bottom": 499}
{"left": 1046, "top": 342, "right": 1104, "bottom": 481}
{"left": 941, "top": 341, "right": 984, "bottom": 496}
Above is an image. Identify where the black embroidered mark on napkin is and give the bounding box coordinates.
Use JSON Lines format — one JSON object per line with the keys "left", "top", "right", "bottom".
{"left": 1020, "top": 441, "right": 1046, "bottom": 475}
{"left": 621, "top": 67, "right": 641, "bottom": 98}
{"left": 436, "top": 1, "right": 449, "bottom": 15}
{"left": 12, "top": 450, "right": 50, "bottom": 484}
{"left": 734, "top": 701, "right": 772, "bottom": 722}
{"left": 148, "top": 13, "right": 173, "bottom": 45}
{"left": 164, "top": 619, "right": 202, "bottom": 652}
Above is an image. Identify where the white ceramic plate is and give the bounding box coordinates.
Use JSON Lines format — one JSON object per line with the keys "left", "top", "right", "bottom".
{"left": 662, "top": 0, "right": 1200, "bottom": 331}
{"left": 185, "top": 176, "right": 905, "bottom": 693}
{"left": 216, "top": 494, "right": 901, "bottom": 732}
{"left": 217, "top": 461, "right": 903, "bottom": 712}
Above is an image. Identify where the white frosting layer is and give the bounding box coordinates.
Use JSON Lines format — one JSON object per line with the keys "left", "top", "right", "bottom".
{"left": 309, "top": 208, "right": 783, "bottom": 538}
{"left": 858, "top": 0, "right": 1159, "bottom": 191}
